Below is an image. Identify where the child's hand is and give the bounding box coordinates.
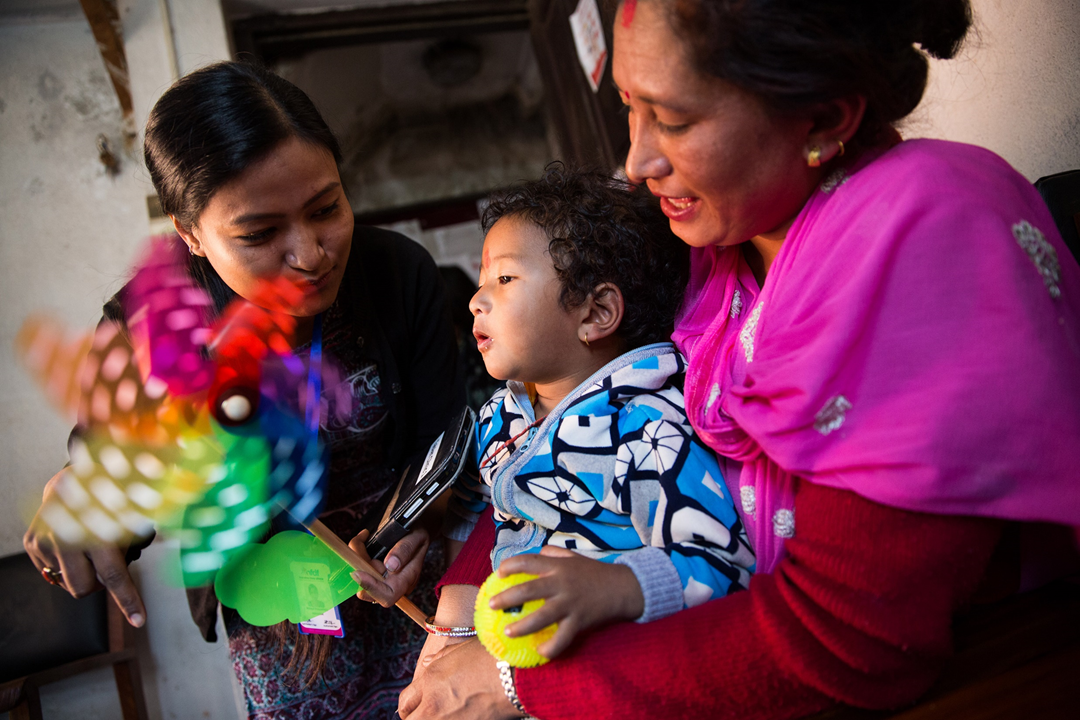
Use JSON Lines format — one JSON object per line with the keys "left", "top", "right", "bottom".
{"left": 489, "top": 546, "right": 645, "bottom": 659}
{"left": 347, "top": 528, "right": 430, "bottom": 606}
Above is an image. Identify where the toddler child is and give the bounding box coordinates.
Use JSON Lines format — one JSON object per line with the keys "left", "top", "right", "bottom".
{"left": 432, "top": 164, "right": 755, "bottom": 663}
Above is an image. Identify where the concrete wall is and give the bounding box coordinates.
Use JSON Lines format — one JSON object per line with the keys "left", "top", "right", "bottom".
{"left": 1, "top": 0, "right": 1078, "bottom": 718}
{"left": 0, "top": 2, "right": 242, "bottom": 719}
{"left": 911, "top": 0, "right": 1080, "bottom": 181}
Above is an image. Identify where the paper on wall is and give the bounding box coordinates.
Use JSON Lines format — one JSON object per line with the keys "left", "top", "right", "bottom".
{"left": 569, "top": 0, "right": 607, "bottom": 93}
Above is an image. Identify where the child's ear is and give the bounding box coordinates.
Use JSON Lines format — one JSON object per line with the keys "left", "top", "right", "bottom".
{"left": 580, "top": 282, "right": 624, "bottom": 345}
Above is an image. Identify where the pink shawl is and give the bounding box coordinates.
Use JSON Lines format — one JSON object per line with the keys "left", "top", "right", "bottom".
{"left": 673, "top": 139, "right": 1080, "bottom": 573}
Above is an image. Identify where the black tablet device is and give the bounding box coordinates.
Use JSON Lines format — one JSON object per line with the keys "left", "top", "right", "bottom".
{"left": 360, "top": 405, "right": 476, "bottom": 560}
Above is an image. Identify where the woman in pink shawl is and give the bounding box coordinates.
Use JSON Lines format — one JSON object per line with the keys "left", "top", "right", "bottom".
{"left": 395, "top": 1, "right": 1080, "bottom": 718}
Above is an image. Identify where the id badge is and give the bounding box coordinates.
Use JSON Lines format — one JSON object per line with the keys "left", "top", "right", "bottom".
{"left": 298, "top": 604, "right": 345, "bottom": 637}
{"left": 291, "top": 560, "right": 344, "bottom": 637}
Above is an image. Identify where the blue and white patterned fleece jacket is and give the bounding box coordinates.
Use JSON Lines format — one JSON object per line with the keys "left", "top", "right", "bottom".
{"left": 446, "top": 342, "right": 755, "bottom": 623}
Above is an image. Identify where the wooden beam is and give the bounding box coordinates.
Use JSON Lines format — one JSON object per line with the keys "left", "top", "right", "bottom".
{"left": 79, "top": 0, "right": 134, "bottom": 129}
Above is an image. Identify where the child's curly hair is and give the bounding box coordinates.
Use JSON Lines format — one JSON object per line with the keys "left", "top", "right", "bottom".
{"left": 481, "top": 162, "right": 689, "bottom": 349}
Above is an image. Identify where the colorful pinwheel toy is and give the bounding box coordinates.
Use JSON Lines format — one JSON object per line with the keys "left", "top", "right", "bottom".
{"left": 17, "top": 235, "right": 426, "bottom": 628}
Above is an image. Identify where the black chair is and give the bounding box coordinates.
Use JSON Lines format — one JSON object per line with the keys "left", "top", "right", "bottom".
{"left": 1035, "top": 168, "right": 1080, "bottom": 266}
{"left": 0, "top": 552, "right": 148, "bottom": 719}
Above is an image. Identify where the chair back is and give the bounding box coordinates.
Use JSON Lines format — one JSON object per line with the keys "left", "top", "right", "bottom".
{"left": 1035, "top": 168, "right": 1080, "bottom": 266}
{"left": 0, "top": 552, "right": 110, "bottom": 682}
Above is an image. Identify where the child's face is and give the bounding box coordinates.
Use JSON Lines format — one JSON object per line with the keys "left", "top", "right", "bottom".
{"left": 470, "top": 217, "right": 586, "bottom": 384}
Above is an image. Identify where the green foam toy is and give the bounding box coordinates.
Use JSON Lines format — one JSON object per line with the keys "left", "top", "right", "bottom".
{"left": 214, "top": 530, "right": 360, "bottom": 626}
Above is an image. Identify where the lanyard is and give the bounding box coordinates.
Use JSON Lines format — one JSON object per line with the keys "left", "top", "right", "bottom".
{"left": 480, "top": 414, "right": 547, "bottom": 470}
{"left": 304, "top": 313, "right": 323, "bottom": 440}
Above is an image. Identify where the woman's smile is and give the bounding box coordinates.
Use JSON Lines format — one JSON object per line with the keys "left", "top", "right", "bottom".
{"left": 308, "top": 266, "right": 337, "bottom": 290}
{"left": 614, "top": 0, "right": 816, "bottom": 251}
{"left": 657, "top": 194, "right": 701, "bottom": 222}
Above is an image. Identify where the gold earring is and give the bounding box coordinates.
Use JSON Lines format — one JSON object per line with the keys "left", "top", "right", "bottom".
{"left": 837, "top": 140, "right": 845, "bottom": 157}
{"left": 807, "top": 147, "right": 822, "bottom": 168}
{"left": 583, "top": 334, "right": 590, "bottom": 347}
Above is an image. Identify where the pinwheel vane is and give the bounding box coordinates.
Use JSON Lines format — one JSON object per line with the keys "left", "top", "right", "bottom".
{"left": 18, "top": 236, "right": 426, "bottom": 627}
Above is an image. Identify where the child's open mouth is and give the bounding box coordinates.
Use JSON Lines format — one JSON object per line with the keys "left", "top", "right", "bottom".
{"left": 473, "top": 330, "right": 492, "bottom": 352}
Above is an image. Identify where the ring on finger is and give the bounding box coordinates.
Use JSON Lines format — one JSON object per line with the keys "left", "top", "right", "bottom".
{"left": 41, "top": 566, "right": 64, "bottom": 587}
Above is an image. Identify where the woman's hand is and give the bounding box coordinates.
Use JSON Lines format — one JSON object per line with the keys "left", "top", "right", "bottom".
{"left": 23, "top": 469, "right": 147, "bottom": 627}
{"left": 412, "top": 632, "right": 470, "bottom": 683}
{"left": 399, "top": 638, "right": 519, "bottom": 720}
{"left": 412, "top": 583, "right": 482, "bottom": 681}
{"left": 347, "top": 527, "right": 430, "bottom": 606}
{"left": 493, "top": 546, "right": 644, "bottom": 659}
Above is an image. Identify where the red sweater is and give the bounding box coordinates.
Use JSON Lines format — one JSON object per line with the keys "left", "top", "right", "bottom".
{"left": 438, "top": 479, "right": 1004, "bottom": 719}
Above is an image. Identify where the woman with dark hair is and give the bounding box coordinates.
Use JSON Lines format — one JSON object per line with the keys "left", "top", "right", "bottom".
{"left": 395, "top": 1, "right": 1080, "bottom": 718}
{"left": 23, "top": 61, "right": 462, "bottom": 719}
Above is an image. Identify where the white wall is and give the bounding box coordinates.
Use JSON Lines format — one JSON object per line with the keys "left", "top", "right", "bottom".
{"left": 0, "top": 2, "right": 242, "bottom": 719}
{"left": 1, "top": 0, "right": 1078, "bottom": 718}
{"left": 911, "top": 0, "right": 1080, "bottom": 181}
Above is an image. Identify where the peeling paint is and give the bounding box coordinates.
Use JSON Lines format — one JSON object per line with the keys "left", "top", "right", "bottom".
{"left": 69, "top": 95, "right": 94, "bottom": 116}
{"left": 37, "top": 69, "right": 63, "bottom": 100}
{"left": 63, "top": 70, "right": 119, "bottom": 120}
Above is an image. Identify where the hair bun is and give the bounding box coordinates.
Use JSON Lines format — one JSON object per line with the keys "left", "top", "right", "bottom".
{"left": 911, "top": 0, "right": 972, "bottom": 59}
{"left": 669, "top": 0, "right": 973, "bottom": 148}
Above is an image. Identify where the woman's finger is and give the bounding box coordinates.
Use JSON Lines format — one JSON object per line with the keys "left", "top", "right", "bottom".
{"left": 23, "top": 522, "right": 59, "bottom": 574}
{"left": 52, "top": 545, "right": 100, "bottom": 598}
{"left": 399, "top": 639, "right": 473, "bottom": 719}
{"left": 383, "top": 527, "right": 430, "bottom": 575}
{"left": 354, "top": 529, "right": 431, "bottom": 606}
{"left": 398, "top": 639, "right": 514, "bottom": 720}
{"left": 392, "top": 531, "right": 430, "bottom": 596}
{"left": 86, "top": 544, "right": 146, "bottom": 627}
{"left": 23, "top": 471, "right": 78, "bottom": 590}
{"left": 398, "top": 678, "right": 421, "bottom": 718}
{"left": 346, "top": 528, "right": 370, "bottom": 555}
{"left": 347, "top": 530, "right": 387, "bottom": 577}
{"left": 351, "top": 569, "right": 395, "bottom": 606}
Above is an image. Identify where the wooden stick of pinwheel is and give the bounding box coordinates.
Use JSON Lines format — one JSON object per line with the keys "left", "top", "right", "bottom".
{"left": 303, "top": 517, "right": 428, "bottom": 628}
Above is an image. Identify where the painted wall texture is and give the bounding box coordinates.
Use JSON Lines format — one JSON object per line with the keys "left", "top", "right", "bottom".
{"left": 0, "top": 0, "right": 1078, "bottom": 718}
{"left": 912, "top": 0, "right": 1080, "bottom": 180}
{"left": 0, "top": 2, "right": 241, "bottom": 719}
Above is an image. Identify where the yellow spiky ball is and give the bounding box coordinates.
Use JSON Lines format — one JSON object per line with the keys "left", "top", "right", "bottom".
{"left": 474, "top": 572, "right": 556, "bottom": 668}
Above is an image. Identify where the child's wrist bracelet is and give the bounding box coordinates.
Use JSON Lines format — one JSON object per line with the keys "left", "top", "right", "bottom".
{"left": 423, "top": 616, "right": 477, "bottom": 637}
